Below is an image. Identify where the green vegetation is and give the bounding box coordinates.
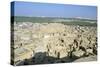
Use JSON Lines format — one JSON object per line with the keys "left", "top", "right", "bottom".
{"left": 61, "top": 21, "right": 97, "bottom": 26}
{"left": 12, "top": 16, "right": 97, "bottom": 26}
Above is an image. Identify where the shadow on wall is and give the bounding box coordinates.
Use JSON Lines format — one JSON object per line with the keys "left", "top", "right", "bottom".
{"left": 16, "top": 52, "right": 78, "bottom": 66}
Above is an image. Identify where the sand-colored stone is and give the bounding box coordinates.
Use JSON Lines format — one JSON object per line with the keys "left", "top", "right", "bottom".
{"left": 12, "top": 22, "right": 97, "bottom": 64}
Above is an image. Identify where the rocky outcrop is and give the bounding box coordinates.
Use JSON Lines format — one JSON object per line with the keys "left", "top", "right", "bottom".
{"left": 73, "top": 55, "right": 97, "bottom": 62}
{"left": 12, "top": 22, "right": 97, "bottom": 65}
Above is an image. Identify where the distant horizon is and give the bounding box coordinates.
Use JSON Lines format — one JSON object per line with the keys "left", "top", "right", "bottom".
{"left": 11, "top": 1, "right": 97, "bottom": 20}
{"left": 12, "top": 16, "right": 97, "bottom": 20}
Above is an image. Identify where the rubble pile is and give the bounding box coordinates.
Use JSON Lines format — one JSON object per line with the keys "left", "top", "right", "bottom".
{"left": 12, "top": 22, "right": 97, "bottom": 65}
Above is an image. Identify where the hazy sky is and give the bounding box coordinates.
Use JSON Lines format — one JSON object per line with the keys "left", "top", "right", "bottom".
{"left": 11, "top": 1, "right": 97, "bottom": 19}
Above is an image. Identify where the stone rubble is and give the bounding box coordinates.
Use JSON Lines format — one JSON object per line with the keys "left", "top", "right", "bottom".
{"left": 12, "top": 22, "right": 97, "bottom": 64}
